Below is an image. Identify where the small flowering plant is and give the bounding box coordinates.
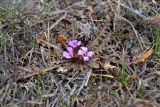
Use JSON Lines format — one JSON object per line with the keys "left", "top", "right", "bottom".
{"left": 62, "top": 39, "right": 94, "bottom": 62}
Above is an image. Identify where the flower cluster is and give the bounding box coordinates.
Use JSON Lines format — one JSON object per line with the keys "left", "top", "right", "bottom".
{"left": 63, "top": 40, "right": 94, "bottom": 61}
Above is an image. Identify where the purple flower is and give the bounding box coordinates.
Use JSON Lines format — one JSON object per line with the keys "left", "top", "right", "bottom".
{"left": 68, "top": 40, "right": 81, "bottom": 48}
{"left": 78, "top": 47, "right": 94, "bottom": 61}
{"left": 63, "top": 47, "right": 73, "bottom": 59}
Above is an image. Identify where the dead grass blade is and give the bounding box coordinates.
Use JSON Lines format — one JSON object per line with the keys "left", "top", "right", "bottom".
{"left": 145, "top": 14, "right": 160, "bottom": 24}
{"left": 91, "top": 73, "right": 114, "bottom": 78}
{"left": 17, "top": 65, "right": 59, "bottom": 81}
{"left": 49, "top": 12, "right": 67, "bottom": 31}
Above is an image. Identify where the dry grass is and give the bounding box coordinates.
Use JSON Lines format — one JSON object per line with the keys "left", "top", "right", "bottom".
{"left": 0, "top": 0, "right": 160, "bottom": 107}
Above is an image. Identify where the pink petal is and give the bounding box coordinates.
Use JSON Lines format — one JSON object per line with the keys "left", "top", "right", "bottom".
{"left": 71, "top": 39, "right": 78, "bottom": 44}
{"left": 83, "top": 56, "right": 89, "bottom": 61}
{"left": 67, "top": 47, "right": 73, "bottom": 54}
{"left": 81, "top": 47, "right": 88, "bottom": 53}
{"left": 72, "top": 40, "right": 78, "bottom": 44}
{"left": 78, "top": 50, "right": 84, "bottom": 56}
{"left": 77, "top": 41, "right": 81, "bottom": 46}
{"left": 68, "top": 40, "right": 76, "bottom": 48}
{"left": 68, "top": 40, "right": 81, "bottom": 48}
{"left": 87, "top": 51, "right": 94, "bottom": 57}
{"left": 63, "top": 51, "right": 72, "bottom": 59}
